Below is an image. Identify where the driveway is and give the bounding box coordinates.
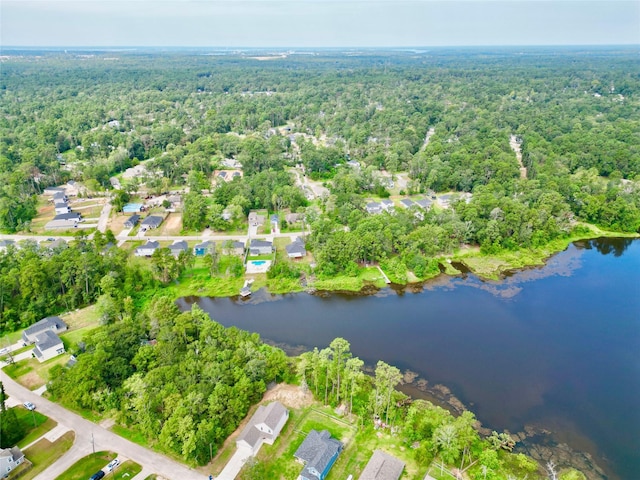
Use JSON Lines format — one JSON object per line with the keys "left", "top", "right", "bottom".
{"left": 216, "top": 445, "right": 253, "bottom": 480}
{"left": 96, "top": 201, "right": 112, "bottom": 233}
{"left": 0, "top": 372, "right": 209, "bottom": 480}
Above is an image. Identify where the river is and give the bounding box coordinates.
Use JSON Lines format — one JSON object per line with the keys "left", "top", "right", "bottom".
{"left": 178, "top": 238, "right": 640, "bottom": 479}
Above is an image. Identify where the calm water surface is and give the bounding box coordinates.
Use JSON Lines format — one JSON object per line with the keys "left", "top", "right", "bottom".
{"left": 178, "top": 238, "right": 640, "bottom": 479}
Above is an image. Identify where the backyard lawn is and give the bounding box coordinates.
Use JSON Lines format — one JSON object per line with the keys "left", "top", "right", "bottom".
{"left": 20, "top": 431, "right": 75, "bottom": 480}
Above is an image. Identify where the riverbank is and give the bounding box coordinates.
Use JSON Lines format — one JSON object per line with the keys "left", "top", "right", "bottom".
{"left": 165, "top": 227, "right": 638, "bottom": 299}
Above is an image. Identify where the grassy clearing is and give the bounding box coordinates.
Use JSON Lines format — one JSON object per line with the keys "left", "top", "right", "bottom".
{"left": 4, "top": 354, "right": 71, "bottom": 390}
{"left": 440, "top": 260, "right": 461, "bottom": 276}
{"left": 0, "top": 329, "right": 24, "bottom": 346}
{"left": 61, "top": 305, "right": 100, "bottom": 329}
{"left": 312, "top": 266, "right": 387, "bottom": 292}
{"left": 21, "top": 431, "right": 75, "bottom": 480}
{"left": 54, "top": 451, "right": 116, "bottom": 480}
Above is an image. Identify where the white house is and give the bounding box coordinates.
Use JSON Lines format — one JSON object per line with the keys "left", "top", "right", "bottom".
{"left": 54, "top": 202, "right": 71, "bottom": 214}
{"left": 236, "top": 402, "right": 289, "bottom": 456}
{"left": 249, "top": 239, "right": 273, "bottom": 255}
{"left": 135, "top": 240, "right": 160, "bottom": 257}
{"left": 285, "top": 237, "right": 306, "bottom": 259}
{"left": 32, "top": 330, "right": 65, "bottom": 363}
{"left": 22, "top": 316, "right": 68, "bottom": 345}
{"left": 0, "top": 446, "right": 25, "bottom": 478}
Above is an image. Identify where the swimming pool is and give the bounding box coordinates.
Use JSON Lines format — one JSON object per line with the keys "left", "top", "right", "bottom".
{"left": 250, "top": 260, "right": 266, "bottom": 266}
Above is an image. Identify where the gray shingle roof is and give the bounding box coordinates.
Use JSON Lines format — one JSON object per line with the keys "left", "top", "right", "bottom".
{"left": 54, "top": 212, "right": 81, "bottom": 220}
{"left": 400, "top": 199, "right": 415, "bottom": 208}
{"left": 142, "top": 241, "right": 160, "bottom": 249}
{"left": 33, "top": 330, "right": 63, "bottom": 358}
{"left": 358, "top": 450, "right": 405, "bottom": 480}
{"left": 250, "top": 239, "right": 273, "bottom": 248}
{"left": 169, "top": 241, "right": 188, "bottom": 252}
{"left": 23, "top": 316, "right": 67, "bottom": 338}
{"left": 125, "top": 214, "right": 140, "bottom": 226}
{"left": 141, "top": 215, "right": 163, "bottom": 228}
{"left": 286, "top": 238, "right": 306, "bottom": 256}
{"left": 294, "top": 430, "right": 342, "bottom": 480}
{"left": 195, "top": 240, "right": 214, "bottom": 251}
{"left": 237, "top": 402, "right": 288, "bottom": 449}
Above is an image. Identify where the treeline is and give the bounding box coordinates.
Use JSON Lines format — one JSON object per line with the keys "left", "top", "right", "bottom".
{"left": 48, "top": 299, "right": 290, "bottom": 464}
{"left": 0, "top": 233, "right": 157, "bottom": 333}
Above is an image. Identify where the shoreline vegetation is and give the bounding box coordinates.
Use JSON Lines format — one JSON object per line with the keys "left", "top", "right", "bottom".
{"left": 167, "top": 229, "right": 638, "bottom": 299}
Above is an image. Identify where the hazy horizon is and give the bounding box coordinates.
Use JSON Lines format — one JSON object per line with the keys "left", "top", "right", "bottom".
{"left": 2, "top": 1, "right": 639, "bottom": 48}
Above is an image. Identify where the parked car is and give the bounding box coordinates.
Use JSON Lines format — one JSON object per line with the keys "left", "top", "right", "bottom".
{"left": 23, "top": 401, "right": 36, "bottom": 411}
{"left": 89, "top": 471, "right": 105, "bottom": 480}
{"left": 106, "top": 459, "right": 120, "bottom": 471}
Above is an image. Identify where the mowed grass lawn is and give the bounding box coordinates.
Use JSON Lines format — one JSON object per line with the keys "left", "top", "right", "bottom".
{"left": 54, "top": 451, "right": 116, "bottom": 480}
{"left": 21, "top": 431, "right": 75, "bottom": 480}
{"left": 111, "top": 460, "right": 143, "bottom": 480}
{"left": 15, "top": 406, "right": 57, "bottom": 448}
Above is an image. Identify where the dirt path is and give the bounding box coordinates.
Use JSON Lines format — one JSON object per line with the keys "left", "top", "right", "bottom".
{"left": 509, "top": 134, "right": 527, "bottom": 179}
{"left": 421, "top": 127, "right": 435, "bottom": 151}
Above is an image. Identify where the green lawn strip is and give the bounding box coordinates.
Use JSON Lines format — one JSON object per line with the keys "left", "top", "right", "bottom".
{"left": 143, "top": 476, "right": 158, "bottom": 480}
{"left": 266, "top": 277, "right": 305, "bottom": 294}
{"left": 0, "top": 329, "right": 23, "bottom": 345}
{"left": 17, "top": 415, "right": 57, "bottom": 448}
{"left": 440, "top": 260, "right": 461, "bottom": 276}
{"left": 111, "top": 460, "right": 142, "bottom": 480}
{"left": 54, "top": 451, "right": 116, "bottom": 480}
{"left": 111, "top": 424, "right": 152, "bottom": 450}
{"left": 3, "top": 360, "right": 34, "bottom": 380}
{"left": 60, "top": 325, "right": 99, "bottom": 349}
{"left": 21, "top": 431, "right": 75, "bottom": 480}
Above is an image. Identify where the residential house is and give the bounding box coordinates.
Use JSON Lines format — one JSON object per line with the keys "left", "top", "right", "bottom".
{"left": 221, "top": 158, "right": 242, "bottom": 169}
{"left": 380, "top": 199, "right": 395, "bottom": 212}
{"left": 140, "top": 216, "right": 163, "bottom": 231}
{"left": 194, "top": 241, "right": 215, "bottom": 257}
{"left": 54, "top": 201, "right": 71, "bottom": 214}
{"left": 32, "top": 330, "right": 65, "bottom": 363}
{"left": 271, "top": 214, "right": 279, "bottom": 229}
{"left": 44, "top": 239, "right": 68, "bottom": 252}
{"left": 294, "top": 430, "right": 343, "bottom": 480}
{"left": 167, "top": 194, "right": 182, "bottom": 207}
{"left": 232, "top": 171, "right": 242, "bottom": 179}
{"left": 0, "top": 240, "right": 15, "bottom": 253}
{"left": 285, "top": 237, "right": 306, "bottom": 259}
{"left": 53, "top": 212, "right": 82, "bottom": 222}
{"left": 414, "top": 198, "right": 432, "bottom": 210}
{"left": 285, "top": 213, "right": 302, "bottom": 224}
{"left": 43, "top": 187, "right": 65, "bottom": 196}
{"left": 366, "top": 202, "right": 382, "bottom": 215}
{"left": 358, "top": 450, "right": 405, "bottom": 480}
{"left": 44, "top": 219, "right": 79, "bottom": 230}
{"left": 124, "top": 214, "right": 140, "bottom": 229}
{"left": 437, "top": 194, "right": 453, "bottom": 208}
{"left": 109, "top": 177, "right": 122, "bottom": 189}
{"left": 52, "top": 191, "right": 67, "bottom": 202}
{"left": 223, "top": 241, "right": 245, "bottom": 256}
{"left": 248, "top": 212, "right": 265, "bottom": 227}
{"left": 168, "top": 241, "right": 189, "bottom": 258}
{"left": 0, "top": 446, "right": 25, "bottom": 478}
{"left": 135, "top": 240, "right": 160, "bottom": 257}
{"left": 249, "top": 239, "right": 273, "bottom": 256}
{"left": 236, "top": 402, "right": 289, "bottom": 456}
{"left": 22, "top": 316, "right": 68, "bottom": 345}
{"left": 217, "top": 171, "right": 228, "bottom": 180}
{"left": 399, "top": 199, "right": 415, "bottom": 209}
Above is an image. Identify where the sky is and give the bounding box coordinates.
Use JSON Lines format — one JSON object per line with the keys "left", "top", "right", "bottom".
{"left": 1, "top": 0, "right": 639, "bottom": 47}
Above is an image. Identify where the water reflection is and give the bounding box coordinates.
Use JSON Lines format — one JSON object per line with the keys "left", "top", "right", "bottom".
{"left": 574, "top": 237, "right": 634, "bottom": 257}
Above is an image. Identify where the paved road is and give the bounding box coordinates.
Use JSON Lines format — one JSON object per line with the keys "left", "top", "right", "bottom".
{"left": 96, "top": 201, "right": 112, "bottom": 233}
{"left": 1, "top": 372, "right": 209, "bottom": 480}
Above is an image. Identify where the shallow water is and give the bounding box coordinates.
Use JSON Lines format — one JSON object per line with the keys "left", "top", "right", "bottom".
{"left": 178, "top": 238, "right": 640, "bottom": 479}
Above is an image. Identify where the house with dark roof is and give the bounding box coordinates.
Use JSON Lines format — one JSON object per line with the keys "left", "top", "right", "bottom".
{"left": 437, "top": 194, "right": 453, "bottom": 208}
{"left": 0, "top": 446, "right": 25, "bottom": 478}
{"left": 124, "top": 214, "right": 140, "bottom": 229}
{"left": 358, "top": 450, "right": 405, "bottom": 480}
{"left": 286, "top": 237, "right": 306, "bottom": 259}
{"left": 45, "top": 219, "right": 79, "bottom": 230}
{"left": 52, "top": 191, "right": 67, "bottom": 202}
{"left": 140, "top": 215, "right": 163, "bottom": 230}
{"left": 22, "top": 316, "right": 68, "bottom": 345}
{"left": 54, "top": 201, "right": 71, "bottom": 214}
{"left": 217, "top": 171, "right": 228, "bottom": 179}
{"left": 135, "top": 240, "right": 160, "bottom": 257}
{"left": 249, "top": 239, "right": 273, "bottom": 256}
{"left": 366, "top": 202, "right": 382, "bottom": 215}
{"left": 294, "top": 430, "right": 343, "bottom": 480}
{"left": 285, "top": 213, "right": 303, "bottom": 224}
{"left": 53, "top": 212, "right": 82, "bottom": 222}
{"left": 399, "top": 199, "right": 415, "bottom": 209}
{"left": 32, "top": 330, "right": 65, "bottom": 363}
{"left": 223, "top": 241, "right": 245, "bottom": 256}
{"left": 236, "top": 402, "right": 289, "bottom": 456}
{"left": 194, "top": 240, "right": 214, "bottom": 257}
{"left": 168, "top": 240, "right": 189, "bottom": 258}
{"left": 414, "top": 198, "right": 432, "bottom": 210}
